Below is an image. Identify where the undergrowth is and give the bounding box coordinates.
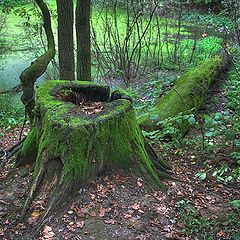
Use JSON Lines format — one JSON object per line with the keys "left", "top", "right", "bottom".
{"left": 175, "top": 199, "right": 240, "bottom": 239}
{"left": 0, "top": 93, "right": 25, "bottom": 128}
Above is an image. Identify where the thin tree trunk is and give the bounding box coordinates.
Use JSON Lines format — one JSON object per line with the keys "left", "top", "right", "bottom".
{"left": 20, "top": 0, "right": 55, "bottom": 124}
{"left": 57, "top": 0, "right": 75, "bottom": 80}
{"left": 76, "top": 0, "right": 91, "bottom": 81}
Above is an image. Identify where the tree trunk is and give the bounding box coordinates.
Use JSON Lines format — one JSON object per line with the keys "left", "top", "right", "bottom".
{"left": 20, "top": 0, "right": 55, "bottom": 124}
{"left": 57, "top": 0, "right": 75, "bottom": 80}
{"left": 17, "top": 80, "right": 171, "bottom": 227}
{"left": 76, "top": 0, "right": 91, "bottom": 81}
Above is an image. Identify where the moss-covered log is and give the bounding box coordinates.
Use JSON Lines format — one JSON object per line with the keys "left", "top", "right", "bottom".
{"left": 139, "top": 56, "right": 225, "bottom": 134}
{"left": 17, "top": 80, "right": 171, "bottom": 226}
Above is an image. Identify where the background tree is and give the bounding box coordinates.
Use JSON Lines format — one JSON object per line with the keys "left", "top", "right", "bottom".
{"left": 56, "top": 0, "right": 75, "bottom": 80}
{"left": 76, "top": 0, "right": 91, "bottom": 81}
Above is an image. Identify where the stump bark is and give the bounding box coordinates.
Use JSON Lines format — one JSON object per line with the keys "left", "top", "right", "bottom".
{"left": 17, "top": 80, "right": 171, "bottom": 226}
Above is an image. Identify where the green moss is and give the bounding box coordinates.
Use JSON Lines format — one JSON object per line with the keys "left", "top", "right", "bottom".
{"left": 20, "top": 80, "right": 164, "bottom": 188}
{"left": 17, "top": 127, "right": 38, "bottom": 166}
{"left": 139, "top": 56, "right": 223, "bottom": 133}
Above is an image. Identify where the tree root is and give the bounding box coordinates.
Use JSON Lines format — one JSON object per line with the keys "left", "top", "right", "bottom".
{"left": 19, "top": 151, "right": 46, "bottom": 221}
{"left": 20, "top": 152, "right": 75, "bottom": 230}
{"left": 0, "top": 137, "right": 26, "bottom": 169}
{"left": 36, "top": 170, "right": 67, "bottom": 230}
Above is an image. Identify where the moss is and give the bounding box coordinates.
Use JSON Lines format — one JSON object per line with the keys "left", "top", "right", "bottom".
{"left": 16, "top": 127, "right": 38, "bottom": 166}
{"left": 20, "top": 80, "right": 164, "bottom": 188}
{"left": 139, "top": 56, "right": 223, "bottom": 133}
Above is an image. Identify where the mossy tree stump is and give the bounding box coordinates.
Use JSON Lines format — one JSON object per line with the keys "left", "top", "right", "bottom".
{"left": 17, "top": 80, "right": 170, "bottom": 226}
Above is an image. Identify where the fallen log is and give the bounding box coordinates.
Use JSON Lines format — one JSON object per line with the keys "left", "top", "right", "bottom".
{"left": 139, "top": 54, "right": 230, "bottom": 134}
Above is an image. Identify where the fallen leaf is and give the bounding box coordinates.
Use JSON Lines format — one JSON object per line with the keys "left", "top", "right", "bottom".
{"left": 138, "top": 209, "right": 144, "bottom": 214}
{"left": 123, "top": 213, "right": 132, "bottom": 219}
{"left": 43, "top": 225, "right": 52, "bottom": 234}
{"left": 137, "top": 178, "right": 143, "bottom": 187}
{"left": 174, "top": 148, "right": 180, "bottom": 155}
{"left": 43, "top": 225, "right": 55, "bottom": 240}
{"left": 89, "top": 193, "right": 96, "bottom": 201}
{"left": 176, "top": 222, "right": 185, "bottom": 228}
{"left": 76, "top": 221, "right": 85, "bottom": 229}
{"left": 104, "top": 219, "right": 115, "bottom": 225}
{"left": 28, "top": 216, "right": 38, "bottom": 225}
{"left": 31, "top": 210, "right": 41, "bottom": 218}
{"left": 216, "top": 230, "right": 226, "bottom": 237}
{"left": 131, "top": 202, "right": 140, "bottom": 210}
{"left": 88, "top": 211, "right": 97, "bottom": 217}
{"left": 99, "top": 207, "right": 111, "bottom": 217}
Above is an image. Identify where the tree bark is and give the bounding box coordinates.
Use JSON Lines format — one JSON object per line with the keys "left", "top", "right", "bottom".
{"left": 56, "top": 0, "right": 75, "bottom": 80}
{"left": 20, "top": 0, "right": 55, "bottom": 124}
{"left": 76, "top": 0, "right": 91, "bottom": 81}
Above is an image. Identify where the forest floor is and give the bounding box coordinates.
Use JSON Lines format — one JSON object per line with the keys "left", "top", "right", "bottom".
{"left": 0, "top": 122, "right": 239, "bottom": 240}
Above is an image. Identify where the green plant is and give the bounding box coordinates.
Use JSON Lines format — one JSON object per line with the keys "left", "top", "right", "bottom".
{"left": 175, "top": 199, "right": 240, "bottom": 239}
{"left": 0, "top": 93, "right": 25, "bottom": 128}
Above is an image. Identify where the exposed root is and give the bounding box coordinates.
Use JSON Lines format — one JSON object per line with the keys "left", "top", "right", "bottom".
{"left": 20, "top": 153, "right": 76, "bottom": 229}
{"left": 144, "top": 139, "right": 172, "bottom": 172}
{"left": 36, "top": 170, "right": 67, "bottom": 230}
{"left": 0, "top": 137, "right": 26, "bottom": 169}
{"left": 20, "top": 152, "right": 46, "bottom": 220}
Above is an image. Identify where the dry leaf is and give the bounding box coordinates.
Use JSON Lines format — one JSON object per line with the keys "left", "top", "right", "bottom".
{"left": 216, "top": 230, "right": 226, "bottom": 237}
{"left": 123, "top": 213, "right": 132, "bottom": 219}
{"left": 76, "top": 221, "right": 85, "bottom": 229}
{"left": 104, "top": 219, "right": 115, "bottom": 225}
{"left": 67, "top": 210, "right": 74, "bottom": 215}
{"left": 31, "top": 210, "right": 41, "bottom": 218}
{"left": 131, "top": 202, "right": 140, "bottom": 210}
{"left": 138, "top": 209, "right": 144, "bottom": 214}
{"left": 27, "top": 216, "right": 38, "bottom": 225}
{"left": 88, "top": 211, "right": 97, "bottom": 217}
{"left": 137, "top": 178, "right": 143, "bottom": 187}
{"left": 43, "top": 225, "right": 55, "bottom": 239}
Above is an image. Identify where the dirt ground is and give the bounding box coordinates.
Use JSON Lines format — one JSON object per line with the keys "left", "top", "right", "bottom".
{"left": 0, "top": 125, "right": 239, "bottom": 240}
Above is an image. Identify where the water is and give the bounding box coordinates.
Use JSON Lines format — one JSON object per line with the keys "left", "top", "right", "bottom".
{"left": 0, "top": 54, "right": 28, "bottom": 90}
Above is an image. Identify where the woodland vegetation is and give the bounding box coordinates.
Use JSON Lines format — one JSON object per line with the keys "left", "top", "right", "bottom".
{"left": 0, "top": 0, "right": 239, "bottom": 239}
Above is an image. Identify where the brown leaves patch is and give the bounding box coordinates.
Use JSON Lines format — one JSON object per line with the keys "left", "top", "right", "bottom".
{"left": 76, "top": 221, "right": 85, "bottom": 229}
{"left": 42, "top": 225, "right": 55, "bottom": 240}
{"left": 104, "top": 219, "right": 115, "bottom": 225}
{"left": 98, "top": 207, "right": 111, "bottom": 217}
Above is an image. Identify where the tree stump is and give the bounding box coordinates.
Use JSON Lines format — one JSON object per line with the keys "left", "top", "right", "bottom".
{"left": 17, "top": 80, "right": 171, "bottom": 226}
